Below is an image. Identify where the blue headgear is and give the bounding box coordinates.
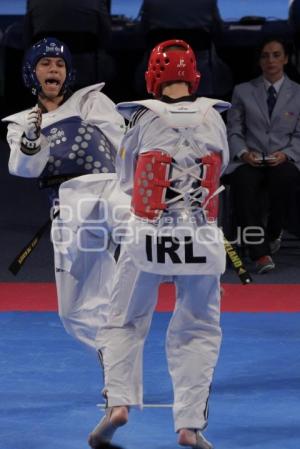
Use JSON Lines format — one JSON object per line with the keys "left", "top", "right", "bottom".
{"left": 22, "top": 37, "right": 75, "bottom": 96}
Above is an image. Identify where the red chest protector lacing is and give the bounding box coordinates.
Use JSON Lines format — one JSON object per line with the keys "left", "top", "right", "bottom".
{"left": 131, "top": 150, "right": 222, "bottom": 223}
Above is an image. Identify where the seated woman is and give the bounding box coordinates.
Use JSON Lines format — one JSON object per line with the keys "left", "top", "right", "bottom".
{"left": 226, "top": 37, "right": 300, "bottom": 274}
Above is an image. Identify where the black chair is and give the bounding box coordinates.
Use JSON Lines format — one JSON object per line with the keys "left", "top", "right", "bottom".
{"left": 2, "top": 19, "right": 32, "bottom": 115}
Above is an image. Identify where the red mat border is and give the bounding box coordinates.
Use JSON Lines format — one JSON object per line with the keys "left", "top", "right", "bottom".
{"left": 0, "top": 282, "right": 299, "bottom": 312}
{"left": 158, "top": 283, "right": 300, "bottom": 312}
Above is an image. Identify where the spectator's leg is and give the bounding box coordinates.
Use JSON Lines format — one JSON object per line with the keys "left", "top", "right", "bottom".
{"left": 266, "top": 162, "right": 300, "bottom": 241}
{"left": 230, "top": 165, "right": 269, "bottom": 260}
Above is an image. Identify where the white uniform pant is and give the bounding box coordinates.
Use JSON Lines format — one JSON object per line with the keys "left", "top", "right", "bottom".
{"left": 96, "top": 249, "right": 222, "bottom": 432}
{"left": 53, "top": 173, "right": 130, "bottom": 351}
{"left": 55, "top": 240, "right": 116, "bottom": 350}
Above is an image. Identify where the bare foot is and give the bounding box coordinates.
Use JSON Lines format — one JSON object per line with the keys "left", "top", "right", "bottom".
{"left": 178, "top": 428, "right": 213, "bottom": 449}
{"left": 110, "top": 406, "right": 129, "bottom": 427}
{"left": 88, "top": 406, "right": 129, "bottom": 449}
{"left": 178, "top": 428, "right": 198, "bottom": 446}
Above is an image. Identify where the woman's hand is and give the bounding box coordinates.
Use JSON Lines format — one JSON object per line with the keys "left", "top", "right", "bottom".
{"left": 241, "top": 151, "right": 263, "bottom": 167}
{"left": 266, "top": 151, "right": 287, "bottom": 166}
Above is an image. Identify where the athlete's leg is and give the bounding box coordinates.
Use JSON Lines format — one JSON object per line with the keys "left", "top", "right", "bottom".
{"left": 91, "top": 249, "right": 164, "bottom": 444}
{"left": 166, "top": 274, "right": 221, "bottom": 441}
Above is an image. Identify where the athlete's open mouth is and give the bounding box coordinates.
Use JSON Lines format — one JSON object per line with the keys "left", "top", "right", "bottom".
{"left": 45, "top": 78, "right": 60, "bottom": 86}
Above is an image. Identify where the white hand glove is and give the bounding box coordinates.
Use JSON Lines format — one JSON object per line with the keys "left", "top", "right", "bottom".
{"left": 24, "top": 105, "right": 42, "bottom": 141}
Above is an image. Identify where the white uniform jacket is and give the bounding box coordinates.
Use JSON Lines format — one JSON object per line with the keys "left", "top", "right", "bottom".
{"left": 116, "top": 97, "right": 230, "bottom": 275}
{"left": 2, "top": 84, "right": 127, "bottom": 349}
{"left": 3, "top": 83, "right": 125, "bottom": 202}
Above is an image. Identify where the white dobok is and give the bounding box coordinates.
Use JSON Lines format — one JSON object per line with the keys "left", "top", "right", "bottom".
{"left": 3, "top": 84, "right": 129, "bottom": 350}
{"left": 96, "top": 97, "right": 231, "bottom": 432}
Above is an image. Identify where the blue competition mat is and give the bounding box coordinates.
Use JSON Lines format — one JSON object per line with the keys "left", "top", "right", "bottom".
{"left": 0, "top": 311, "right": 299, "bottom": 449}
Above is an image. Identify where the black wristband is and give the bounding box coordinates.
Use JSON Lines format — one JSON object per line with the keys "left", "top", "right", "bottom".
{"left": 21, "top": 134, "right": 41, "bottom": 155}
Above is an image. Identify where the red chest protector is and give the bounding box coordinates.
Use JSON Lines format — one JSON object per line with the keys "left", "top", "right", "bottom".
{"left": 132, "top": 150, "right": 222, "bottom": 222}
{"left": 131, "top": 150, "right": 172, "bottom": 221}
{"left": 200, "top": 153, "right": 222, "bottom": 222}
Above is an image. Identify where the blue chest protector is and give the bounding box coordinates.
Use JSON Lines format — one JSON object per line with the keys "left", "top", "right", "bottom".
{"left": 40, "top": 115, "right": 116, "bottom": 202}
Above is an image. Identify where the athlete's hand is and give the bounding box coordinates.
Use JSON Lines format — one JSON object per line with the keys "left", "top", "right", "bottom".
{"left": 24, "top": 105, "right": 42, "bottom": 140}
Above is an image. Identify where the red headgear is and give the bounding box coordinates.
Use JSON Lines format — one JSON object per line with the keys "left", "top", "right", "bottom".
{"left": 145, "top": 39, "right": 201, "bottom": 98}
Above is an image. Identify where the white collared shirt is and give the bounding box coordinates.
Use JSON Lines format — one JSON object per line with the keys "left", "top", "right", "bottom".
{"left": 263, "top": 76, "right": 285, "bottom": 96}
